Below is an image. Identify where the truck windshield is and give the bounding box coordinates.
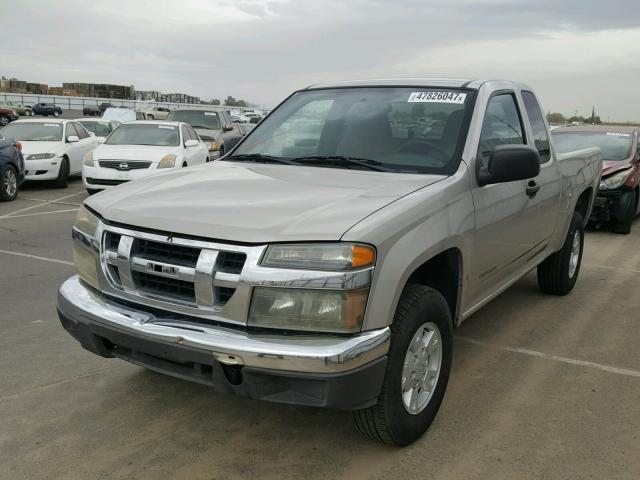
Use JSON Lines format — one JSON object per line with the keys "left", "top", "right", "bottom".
{"left": 166, "top": 111, "right": 221, "bottom": 130}
{"left": 553, "top": 131, "right": 633, "bottom": 161}
{"left": 229, "top": 87, "right": 472, "bottom": 174}
{"left": 0, "top": 122, "right": 63, "bottom": 141}
{"left": 104, "top": 124, "right": 180, "bottom": 146}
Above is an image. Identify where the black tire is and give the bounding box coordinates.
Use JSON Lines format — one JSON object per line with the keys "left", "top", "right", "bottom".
{"left": 0, "top": 164, "right": 19, "bottom": 202}
{"left": 53, "top": 110, "right": 60, "bottom": 117}
{"left": 537, "top": 211, "right": 584, "bottom": 295}
{"left": 0, "top": 115, "right": 9, "bottom": 127}
{"left": 612, "top": 190, "right": 635, "bottom": 234}
{"left": 54, "top": 157, "right": 69, "bottom": 188}
{"left": 147, "top": 114, "right": 154, "bottom": 120}
{"left": 352, "top": 284, "right": 453, "bottom": 446}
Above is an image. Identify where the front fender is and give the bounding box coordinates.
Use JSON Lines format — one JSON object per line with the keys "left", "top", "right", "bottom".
{"left": 343, "top": 162, "right": 475, "bottom": 331}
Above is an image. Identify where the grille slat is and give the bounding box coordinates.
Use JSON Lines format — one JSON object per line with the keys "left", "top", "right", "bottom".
{"left": 101, "top": 229, "right": 246, "bottom": 309}
{"left": 99, "top": 160, "right": 152, "bottom": 170}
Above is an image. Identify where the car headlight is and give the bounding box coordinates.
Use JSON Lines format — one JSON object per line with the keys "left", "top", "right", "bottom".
{"left": 261, "top": 243, "right": 375, "bottom": 270}
{"left": 158, "top": 154, "right": 177, "bottom": 168}
{"left": 599, "top": 168, "right": 633, "bottom": 190}
{"left": 72, "top": 206, "right": 100, "bottom": 289}
{"left": 26, "top": 153, "right": 56, "bottom": 160}
{"left": 248, "top": 287, "right": 369, "bottom": 333}
{"left": 208, "top": 142, "right": 220, "bottom": 150}
{"left": 83, "top": 150, "right": 94, "bottom": 166}
{"left": 248, "top": 243, "right": 375, "bottom": 332}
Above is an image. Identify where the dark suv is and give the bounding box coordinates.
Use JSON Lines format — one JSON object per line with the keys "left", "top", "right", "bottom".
{"left": 165, "top": 108, "right": 243, "bottom": 160}
{"left": 32, "top": 103, "right": 63, "bottom": 117}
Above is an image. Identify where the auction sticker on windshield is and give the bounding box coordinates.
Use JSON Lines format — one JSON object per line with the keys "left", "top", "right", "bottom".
{"left": 158, "top": 125, "right": 176, "bottom": 129}
{"left": 408, "top": 91, "right": 467, "bottom": 104}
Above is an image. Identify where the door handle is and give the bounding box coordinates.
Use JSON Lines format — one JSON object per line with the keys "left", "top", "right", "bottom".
{"left": 526, "top": 180, "right": 540, "bottom": 198}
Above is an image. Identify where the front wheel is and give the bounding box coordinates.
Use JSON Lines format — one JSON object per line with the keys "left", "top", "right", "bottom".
{"left": 352, "top": 284, "right": 453, "bottom": 446}
{"left": 53, "top": 110, "right": 60, "bottom": 117}
{"left": 612, "top": 190, "right": 636, "bottom": 234}
{"left": 0, "top": 115, "right": 9, "bottom": 126}
{"left": 146, "top": 114, "right": 154, "bottom": 120}
{"left": 537, "top": 211, "right": 584, "bottom": 295}
{"left": 54, "top": 157, "right": 69, "bottom": 188}
{"left": 0, "top": 164, "right": 19, "bottom": 202}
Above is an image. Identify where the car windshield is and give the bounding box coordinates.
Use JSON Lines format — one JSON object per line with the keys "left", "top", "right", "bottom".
{"left": 552, "top": 131, "right": 633, "bottom": 161}
{"left": 79, "top": 120, "right": 113, "bottom": 137}
{"left": 229, "top": 87, "right": 472, "bottom": 174}
{"left": 0, "top": 122, "right": 63, "bottom": 141}
{"left": 104, "top": 123, "right": 179, "bottom": 146}
{"left": 165, "top": 111, "right": 221, "bottom": 130}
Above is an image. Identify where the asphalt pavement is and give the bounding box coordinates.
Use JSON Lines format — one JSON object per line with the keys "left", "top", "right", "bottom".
{"left": 1, "top": 178, "right": 639, "bottom": 479}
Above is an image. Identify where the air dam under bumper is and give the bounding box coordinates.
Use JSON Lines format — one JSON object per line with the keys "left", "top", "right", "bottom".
{"left": 57, "top": 275, "right": 390, "bottom": 409}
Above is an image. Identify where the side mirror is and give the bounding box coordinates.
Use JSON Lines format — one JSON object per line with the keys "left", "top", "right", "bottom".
{"left": 67, "top": 135, "right": 79, "bottom": 143}
{"left": 184, "top": 139, "right": 199, "bottom": 147}
{"left": 477, "top": 145, "right": 540, "bottom": 186}
{"left": 223, "top": 125, "right": 233, "bottom": 132}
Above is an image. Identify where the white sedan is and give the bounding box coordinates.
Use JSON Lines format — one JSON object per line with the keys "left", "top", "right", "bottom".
{"left": 0, "top": 119, "right": 98, "bottom": 187}
{"left": 76, "top": 118, "right": 121, "bottom": 143}
{"left": 82, "top": 121, "right": 208, "bottom": 193}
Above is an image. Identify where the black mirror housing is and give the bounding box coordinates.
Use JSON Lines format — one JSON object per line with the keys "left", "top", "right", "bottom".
{"left": 478, "top": 144, "right": 540, "bottom": 186}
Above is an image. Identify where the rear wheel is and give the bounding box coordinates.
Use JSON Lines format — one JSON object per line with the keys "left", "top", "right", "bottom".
{"left": 53, "top": 110, "right": 60, "bottom": 117}
{"left": 0, "top": 164, "right": 19, "bottom": 202}
{"left": 352, "top": 284, "right": 453, "bottom": 446}
{"left": 538, "top": 211, "right": 584, "bottom": 295}
{"left": 54, "top": 157, "right": 69, "bottom": 188}
{"left": 146, "top": 114, "right": 154, "bottom": 120}
{"left": 612, "top": 190, "right": 636, "bottom": 234}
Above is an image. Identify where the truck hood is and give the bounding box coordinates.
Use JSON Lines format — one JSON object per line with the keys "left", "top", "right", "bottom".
{"left": 93, "top": 144, "right": 179, "bottom": 162}
{"left": 85, "top": 161, "right": 444, "bottom": 243}
{"left": 602, "top": 159, "right": 634, "bottom": 177}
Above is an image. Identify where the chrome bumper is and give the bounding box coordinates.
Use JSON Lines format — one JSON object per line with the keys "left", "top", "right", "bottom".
{"left": 58, "top": 275, "right": 390, "bottom": 374}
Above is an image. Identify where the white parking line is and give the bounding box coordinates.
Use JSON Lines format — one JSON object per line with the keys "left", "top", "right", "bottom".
{"left": 0, "top": 191, "right": 84, "bottom": 218}
{"left": 458, "top": 336, "right": 640, "bottom": 378}
{"left": 587, "top": 264, "right": 640, "bottom": 275}
{"left": 0, "top": 249, "right": 74, "bottom": 266}
{"left": 1, "top": 208, "right": 79, "bottom": 219}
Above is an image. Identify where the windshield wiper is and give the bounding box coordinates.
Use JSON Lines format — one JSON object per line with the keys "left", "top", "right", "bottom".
{"left": 226, "top": 153, "right": 298, "bottom": 165}
{"left": 290, "top": 155, "right": 394, "bottom": 172}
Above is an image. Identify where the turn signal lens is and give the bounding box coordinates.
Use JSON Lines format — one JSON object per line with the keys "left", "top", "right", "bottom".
{"left": 262, "top": 243, "right": 376, "bottom": 270}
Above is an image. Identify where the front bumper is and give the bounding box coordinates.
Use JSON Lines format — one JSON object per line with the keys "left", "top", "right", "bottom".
{"left": 82, "top": 164, "right": 162, "bottom": 190}
{"left": 57, "top": 276, "right": 390, "bottom": 409}
{"left": 589, "top": 189, "right": 626, "bottom": 224}
{"left": 24, "top": 157, "right": 61, "bottom": 181}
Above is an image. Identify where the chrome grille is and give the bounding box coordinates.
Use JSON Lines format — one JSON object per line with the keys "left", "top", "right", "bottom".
{"left": 100, "top": 226, "right": 249, "bottom": 311}
{"left": 99, "top": 160, "right": 152, "bottom": 170}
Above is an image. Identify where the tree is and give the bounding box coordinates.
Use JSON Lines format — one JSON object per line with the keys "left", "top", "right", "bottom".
{"left": 546, "top": 112, "right": 565, "bottom": 124}
{"left": 210, "top": 98, "right": 220, "bottom": 105}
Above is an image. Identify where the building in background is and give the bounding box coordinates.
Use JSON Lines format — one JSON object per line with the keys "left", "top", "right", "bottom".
{"left": 62, "top": 83, "right": 134, "bottom": 99}
{"left": 165, "top": 93, "right": 200, "bottom": 104}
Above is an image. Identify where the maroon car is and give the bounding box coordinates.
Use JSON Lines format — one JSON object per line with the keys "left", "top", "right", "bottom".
{"left": 553, "top": 126, "right": 640, "bottom": 233}
{"left": 0, "top": 106, "right": 19, "bottom": 127}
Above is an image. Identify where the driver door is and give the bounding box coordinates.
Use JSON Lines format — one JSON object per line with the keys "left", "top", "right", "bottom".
{"left": 468, "top": 92, "right": 548, "bottom": 307}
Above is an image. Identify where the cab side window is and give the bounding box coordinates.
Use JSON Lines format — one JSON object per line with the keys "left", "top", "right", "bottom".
{"left": 522, "top": 91, "right": 551, "bottom": 163}
{"left": 478, "top": 93, "right": 525, "bottom": 169}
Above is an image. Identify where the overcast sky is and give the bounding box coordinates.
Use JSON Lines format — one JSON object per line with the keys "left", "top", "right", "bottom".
{"left": 2, "top": 0, "right": 640, "bottom": 120}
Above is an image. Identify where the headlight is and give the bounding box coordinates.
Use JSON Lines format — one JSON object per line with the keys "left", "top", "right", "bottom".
{"left": 208, "top": 142, "right": 220, "bottom": 150}
{"left": 72, "top": 206, "right": 100, "bottom": 289}
{"left": 83, "top": 150, "right": 94, "bottom": 166}
{"left": 248, "top": 287, "right": 368, "bottom": 333}
{"left": 261, "top": 243, "right": 375, "bottom": 271}
{"left": 26, "top": 153, "right": 56, "bottom": 160}
{"left": 158, "top": 154, "right": 177, "bottom": 168}
{"left": 599, "top": 168, "right": 633, "bottom": 190}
